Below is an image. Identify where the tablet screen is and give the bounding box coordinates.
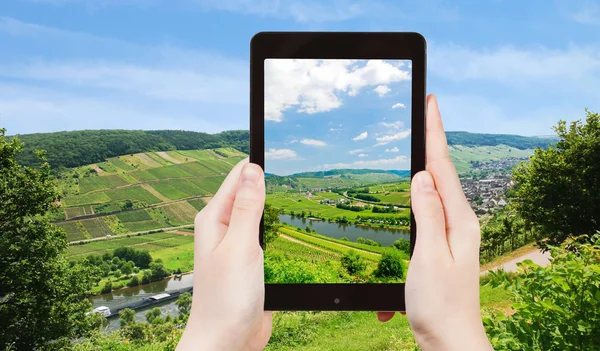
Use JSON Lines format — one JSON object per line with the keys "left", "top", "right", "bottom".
{"left": 264, "top": 59, "right": 412, "bottom": 284}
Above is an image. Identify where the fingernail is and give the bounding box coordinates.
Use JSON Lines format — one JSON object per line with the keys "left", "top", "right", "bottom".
{"left": 416, "top": 172, "right": 435, "bottom": 192}
{"left": 241, "top": 164, "right": 260, "bottom": 186}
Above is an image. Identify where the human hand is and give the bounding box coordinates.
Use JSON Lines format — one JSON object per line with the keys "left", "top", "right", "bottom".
{"left": 177, "top": 159, "right": 272, "bottom": 351}
{"left": 378, "top": 95, "right": 493, "bottom": 350}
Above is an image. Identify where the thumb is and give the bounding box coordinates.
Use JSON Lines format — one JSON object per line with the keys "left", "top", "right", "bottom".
{"left": 410, "top": 171, "right": 451, "bottom": 262}
{"left": 222, "top": 163, "right": 266, "bottom": 249}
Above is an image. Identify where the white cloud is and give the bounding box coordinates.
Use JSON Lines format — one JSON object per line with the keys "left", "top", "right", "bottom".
{"left": 385, "top": 147, "right": 400, "bottom": 152}
{"left": 352, "top": 131, "right": 368, "bottom": 141}
{"left": 265, "top": 148, "right": 298, "bottom": 160}
{"left": 392, "top": 102, "right": 406, "bottom": 109}
{"left": 264, "top": 59, "right": 411, "bottom": 121}
{"left": 329, "top": 128, "right": 341, "bottom": 132}
{"left": 348, "top": 148, "right": 366, "bottom": 154}
{"left": 321, "top": 155, "right": 409, "bottom": 170}
{"left": 380, "top": 120, "right": 404, "bottom": 129}
{"left": 374, "top": 129, "right": 411, "bottom": 146}
{"left": 300, "top": 139, "right": 327, "bottom": 146}
{"left": 374, "top": 85, "right": 391, "bottom": 97}
{"left": 358, "top": 153, "right": 368, "bottom": 157}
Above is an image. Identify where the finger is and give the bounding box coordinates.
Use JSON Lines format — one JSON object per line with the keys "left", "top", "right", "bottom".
{"left": 221, "top": 163, "right": 266, "bottom": 250}
{"left": 377, "top": 312, "right": 395, "bottom": 322}
{"left": 425, "top": 95, "right": 479, "bottom": 256}
{"left": 194, "top": 158, "right": 249, "bottom": 253}
{"left": 411, "top": 171, "right": 452, "bottom": 262}
{"left": 425, "top": 95, "right": 472, "bottom": 225}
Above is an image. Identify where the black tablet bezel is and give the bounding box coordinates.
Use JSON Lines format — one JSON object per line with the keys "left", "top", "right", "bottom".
{"left": 250, "top": 32, "right": 426, "bottom": 311}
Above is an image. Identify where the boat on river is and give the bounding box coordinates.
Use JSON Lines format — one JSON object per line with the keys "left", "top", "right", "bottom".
{"left": 100, "top": 286, "right": 193, "bottom": 318}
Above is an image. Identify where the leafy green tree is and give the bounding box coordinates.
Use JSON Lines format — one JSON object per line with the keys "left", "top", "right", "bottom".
{"left": 128, "top": 275, "right": 140, "bottom": 287}
{"left": 146, "top": 307, "right": 162, "bottom": 324}
{"left": 0, "top": 129, "right": 99, "bottom": 350}
{"left": 512, "top": 110, "right": 600, "bottom": 247}
{"left": 484, "top": 233, "right": 600, "bottom": 350}
{"left": 119, "top": 308, "right": 136, "bottom": 327}
{"left": 176, "top": 292, "right": 192, "bottom": 317}
{"left": 340, "top": 250, "right": 367, "bottom": 275}
{"left": 121, "top": 261, "right": 134, "bottom": 276}
{"left": 149, "top": 259, "right": 170, "bottom": 281}
{"left": 393, "top": 238, "right": 411, "bottom": 254}
{"left": 263, "top": 203, "right": 281, "bottom": 246}
{"left": 375, "top": 249, "right": 405, "bottom": 278}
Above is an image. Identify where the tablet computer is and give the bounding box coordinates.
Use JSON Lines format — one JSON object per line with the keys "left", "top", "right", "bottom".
{"left": 250, "top": 32, "right": 426, "bottom": 311}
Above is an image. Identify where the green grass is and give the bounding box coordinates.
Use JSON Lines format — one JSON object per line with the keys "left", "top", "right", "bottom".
{"left": 131, "top": 164, "right": 194, "bottom": 181}
{"left": 150, "top": 181, "right": 190, "bottom": 200}
{"left": 65, "top": 207, "right": 86, "bottom": 219}
{"left": 178, "top": 160, "right": 230, "bottom": 176}
{"left": 78, "top": 174, "right": 129, "bottom": 194}
{"left": 190, "top": 176, "right": 226, "bottom": 194}
{"left": 62, "top": 192, "right": 111, "bottom": 207}
{"left": 370, "top": 192, "right": 411, "bottom": 205}
{"left": 160, "top": 202, "right": 198, "bottom": 226}
{"left": 145, "top": 152, "right": 173, "bottom": 166}
{"left": 116, "top": 210, "right": 153, "bottom": 223}
{"left": 91, "top": 202, "right": 122, "bottom": 214}
{"left": 55, "top": 221, "right": 90, "bottom": 241}
{"left": 270, "top": 237, "right": 340, "bottom": 263}
{"left": 104, "top": 186, "right": 162, "bottom": 204}
{"left": 122, "top": 220, "right": 165, "bottom": 232}
{"left": 107, "top": 157, "right": 136, "bottom": 171}
{"left": 279, "top": 227, "right": 381, "bottom": 262}
{"left": 67, "top": 233, "right": 177, "bottom": 257}
{"left": 283, "top": 227, "right": 391, "bottom": 255}
{"left": 151, "top": 241, "right": 195, "bottom": 272}
{"left": 268, "top": 192, "right": 409, "bottom": 222}
{"left": 177, "top": 149, "right": 215, "bottom": 160}
{"left": 187, "top": 198, "right": 208, "bottom": 211}
{"left": 80, "top": 218, "right": 114, "bottom": 238}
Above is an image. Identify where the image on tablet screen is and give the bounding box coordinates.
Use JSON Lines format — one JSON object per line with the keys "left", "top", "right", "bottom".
{"left": 264, "top": 59, "right": 412, "bottom": 284}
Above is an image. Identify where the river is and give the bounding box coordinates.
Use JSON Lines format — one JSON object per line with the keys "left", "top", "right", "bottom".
{"left": 92, "top": 216, "right": 409, "bottom": 331}
{"left": 278, "top": 214, "right": 409, "bottom": 246}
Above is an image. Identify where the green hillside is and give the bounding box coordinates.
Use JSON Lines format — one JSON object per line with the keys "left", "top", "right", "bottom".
{"left": 446, "top": 131, "right": 558, "bottom": 149}
{"left": 12, "top": 129, "right": 249, "bottom": 169}
{"left": 53, "top": 147, "right": 247, "bottom": 242}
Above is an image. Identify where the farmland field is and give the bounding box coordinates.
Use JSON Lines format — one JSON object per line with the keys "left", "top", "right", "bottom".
{"left": 54, "top": 148, "right": 245, "bottom": 242}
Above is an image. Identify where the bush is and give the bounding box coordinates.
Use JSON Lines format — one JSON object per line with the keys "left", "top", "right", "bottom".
{"left": 393, "top": 238, "right": 411, "bottom": 254}
{"left": 375, "top": 249, "right": 405, "bottom": 279}
{"left": 484, "top": 234, "right": 600, "bottom": 350}
{"left": 101, "top": 280, "right": 113, "bottom": 294}
{"left": 128, "top": 275, "right": 140, "bottom": 287}
{"left": 340, "top": 250, "right": 367, "bottom": 275}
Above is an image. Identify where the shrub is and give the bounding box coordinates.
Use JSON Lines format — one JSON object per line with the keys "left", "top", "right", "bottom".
{"left": 128, "top": 275, "right": 140, "bottom": 287}
{"left": 101, "top": 280, "right": 113, "bottom": 294}
{"left": 393, "top": 238, "right": 411, "bottom": 254}
{"left": 484, "top": 234, "right": 600, "bottom": 350}
{"left": 340, "top": 250, "right": 367, "bottom": 275}
{"left": 375, "top": 249, "right": 405, "bottom": 278}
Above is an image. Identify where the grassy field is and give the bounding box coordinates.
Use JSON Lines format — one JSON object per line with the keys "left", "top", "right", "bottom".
{"left": 449, "top": 144, "right": 533, "bottom": 174}
{"left": 267, "top": 192, "right": 410, "bottom": 222}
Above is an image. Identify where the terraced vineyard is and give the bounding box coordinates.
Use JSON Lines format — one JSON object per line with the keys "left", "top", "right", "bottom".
{"left": 54, "top": 148, "right": 245, "bottom": 242}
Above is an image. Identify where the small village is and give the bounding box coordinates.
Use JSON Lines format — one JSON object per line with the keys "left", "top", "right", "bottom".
{"left": 460, "top": 157, "right": 528, "bottom": 216}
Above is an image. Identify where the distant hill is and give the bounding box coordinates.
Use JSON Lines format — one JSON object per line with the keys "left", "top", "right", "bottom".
{"left": 445, "top": 131, "right": 558, "bottom": 150}
{"left": 11, "top": 129, "right": 558, "bottom": 171}
{"left": 11, "top": 129, "right": 250, "bottom": 169}
{"left": 286, "top": 169, "right": 408, "bottom": 178}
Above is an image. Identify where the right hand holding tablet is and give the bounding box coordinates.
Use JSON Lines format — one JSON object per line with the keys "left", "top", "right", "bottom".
{"left": 378, "top": 95, "right": 494, "bottom": 351}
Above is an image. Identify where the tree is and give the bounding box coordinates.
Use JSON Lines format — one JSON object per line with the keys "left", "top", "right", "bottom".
{"left": 375, "top": 249, "right": 405, "bottom": 278}
{"left": 146, "top": 308, "right": 162, "bottom": 324}
{"left": 149, "top": 259, "right": 170, "bottom": 281}
{"left": 263, "top": 203, "right": 281, "bottom": 246}
{"left": 176, "top": 292, "right": 192, "bottom": 317}
{"left": 0, "top": 129, "right": 99, "bottom": 350}
{"left": 484, "top": 233, "right": 600, "bottom": 350}
{"left": 121, "top": 261, "right": 134, "bottom": 276}
{"left": 340, "top": 250, "right": 367, "bottom": 275}
{"left": 128, "top": 275, "right": 140, "bottom": 287}
{"left": 119, "top": 308, "right": 136, "bottom": 327}
{"left": 512, "top": 110, "right": 600, "bottom": 247}
{"left": 393, "top": 238, "right": 411, "bottom": 254}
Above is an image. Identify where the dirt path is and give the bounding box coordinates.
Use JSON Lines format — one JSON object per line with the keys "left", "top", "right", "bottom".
{"left": 480, "top": 249, "right": 551, "bottom": 275}
{"left": 156, "top": 151, "right": 183, "bottom": 164}
{"left": 90, "top": 164, "right": 105, "bottom": 174}
{"left": 170, "top": 230, "right": 194, "bottom": 236}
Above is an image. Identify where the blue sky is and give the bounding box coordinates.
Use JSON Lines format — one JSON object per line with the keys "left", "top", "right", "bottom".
{"left": 265, "top": 59, "right": 412, "bottom": 175}
{"left": 1, "top": 0, "right": 600, "bottom": 144}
